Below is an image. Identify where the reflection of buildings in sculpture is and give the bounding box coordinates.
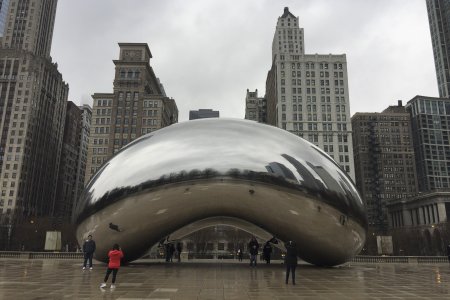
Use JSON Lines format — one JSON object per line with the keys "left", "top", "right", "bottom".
{"left": 261, "top": 7, "right": 355, "bottom": 180}
{"left": 306, "top": 162, "right": 342, "bottom": 195}
{"left": 85, "top": 43, "right": 178, "bottom": 183}
{"left": 265, "top": 162, "right": 297, "bottom": 181}
{"left": 281, "top": 154, "right": 325, "bottom": 191}
{"left": 168, "top": 227, "right": 282, "bottom": 259}
{"left": 189, "top": 109, "right": 219, "bottom": 120}
{"left": 283, "top": 152, "right": 358, "bottom": 211}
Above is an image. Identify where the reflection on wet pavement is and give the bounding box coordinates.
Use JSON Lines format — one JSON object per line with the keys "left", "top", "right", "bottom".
{"left": 0, "top": 259, "right": 449, "bottom": 299}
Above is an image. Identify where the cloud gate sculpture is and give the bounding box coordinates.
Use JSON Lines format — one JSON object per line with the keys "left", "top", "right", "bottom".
{"left": 75, "top": 118, "right": 367, "bottom": 266}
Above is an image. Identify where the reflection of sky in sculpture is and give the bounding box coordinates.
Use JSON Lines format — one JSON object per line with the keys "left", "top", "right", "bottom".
{"left": 76, "top": 118, "right": 366, "bottom": 226}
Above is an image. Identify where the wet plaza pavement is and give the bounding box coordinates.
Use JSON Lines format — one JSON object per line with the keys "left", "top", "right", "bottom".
{"left": 0, "top": 259, "right": 450, "bottom": 299}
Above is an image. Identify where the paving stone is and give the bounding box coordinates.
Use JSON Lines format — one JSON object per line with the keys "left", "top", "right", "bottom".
{"left": 0, "top": 259, "right": 449, "bottom": 299}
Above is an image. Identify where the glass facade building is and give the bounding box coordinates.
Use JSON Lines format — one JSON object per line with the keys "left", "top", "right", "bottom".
{"left": 426, "top": 0, "right": 450, "bottom": 97}
{"left": 406, "top": 96, "right": 450, "bottom": 192}
{"left": 0, "top": 0, "right": 10, "bottom": 37}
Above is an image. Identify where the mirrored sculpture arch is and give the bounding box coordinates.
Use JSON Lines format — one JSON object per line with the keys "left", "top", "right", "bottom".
{"left": 75, "top": 118, "right": 367, "bottom": 266}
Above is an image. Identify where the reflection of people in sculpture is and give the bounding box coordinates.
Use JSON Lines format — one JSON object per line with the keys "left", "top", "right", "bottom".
{"left": 237, "top": 248, "right": 243, "bottom": 261}
{"left": 109, "top": 223, "right": 121, "bottom": 232}
{"left": 248, "top": 237, "right": 260, "bottom": 267}
{"left": 263, "top": 241, "right": 273, "bottom": 264}
{"left": 176, "top": 242, "right": 183, "bottom": 262}
{"left": 165, "top": 243, "right": 175, "bottom": 262}
{"left": 447, "top": 243, "right": 450, "bottom": 263}
{"left": 284, "top": 240, "right": 298, "bottom": 285}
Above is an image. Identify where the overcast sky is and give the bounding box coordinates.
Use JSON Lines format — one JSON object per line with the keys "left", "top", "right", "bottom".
{"left": 51, "top": 0, "right": 438, "bottom": 122}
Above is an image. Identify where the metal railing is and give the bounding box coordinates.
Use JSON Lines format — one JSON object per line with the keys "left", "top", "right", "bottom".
{"left": 350, "top": 255, "right": 448, "bottom": 264}
{"left": 0, "top": 252, "right": 448, "bottom": 264}
{"left": 0, "top": 251, "right": 83, "bottom": 259}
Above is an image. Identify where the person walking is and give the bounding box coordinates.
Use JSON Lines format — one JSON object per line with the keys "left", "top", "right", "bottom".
{"left": 447, "top": 243, "right": 450, "bottom": 263}
{"left": 82, "top": 235, "right": 96, "bottom": 270}
{"left": 285, "top": 240, "right": 298, "bottom": 285}
{"left": 237, "top": 248, "right": 243, "bottom": 261}
{"left": 100, "top": 244, "right": 124, "bottom": 289}
{"left": 263, "top": 241, "right": 273, "bottom": 264}
{"left": 248, "top": 237, "right": 260, "bottom": 267}
{"left": 176, "top": 242, "right": 183, "bottom": 262}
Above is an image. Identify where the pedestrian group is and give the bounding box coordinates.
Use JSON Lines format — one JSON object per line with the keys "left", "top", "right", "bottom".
{"left": 81, "top": 234, "right": 300, "bottom": 289}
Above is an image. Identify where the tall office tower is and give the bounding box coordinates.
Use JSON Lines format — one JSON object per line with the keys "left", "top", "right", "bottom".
{"left": 85, "top": 43, "right": 178, "bottom": 183}
{"left": 265, "top": 7, "right": 355, "bottom": 180}
{"left": 406, "top": 96, "right": 450, "bottom": 192}
{"left": 189, "top": 109, "right": 219, "bottom": 120}
{"left": 352, "top": 101, "right": 418, "bottom": 232}
{"left": 72, "top": 105, "right": 91, "bottom": 217}
{"left": 54, "top": 102, "right": 83, "bottom": 221}
{"left": 0, "top": 0, "right": 68, "bottom": 223}
{"left": 0, "top": 0, "right": 57, "bottom": 58}
{"left": 0, "top": 0, "right": 10, "bottom": 37}
{"left": 426, "top": 0, "right": 450, "bottom": 98}
{"left": 245, "top": 89, "right": 267, "bottom": 123}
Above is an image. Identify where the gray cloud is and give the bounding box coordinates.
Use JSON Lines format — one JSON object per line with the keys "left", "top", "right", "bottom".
{"left": 51, "top": 0, "right": 437, "bottom": 121}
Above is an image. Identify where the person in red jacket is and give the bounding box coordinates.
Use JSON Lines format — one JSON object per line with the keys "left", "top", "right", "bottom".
{"left": 100, "top": 244, "right": 124, "bottom": 289}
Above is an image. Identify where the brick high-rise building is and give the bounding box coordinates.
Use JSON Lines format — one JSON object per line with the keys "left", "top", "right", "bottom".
{"left": 352, "top": 101, "right": 418, "bottom": 232}
{"left": 244, "top": 89, "right": 266, "bottom": 123}
{"left": 264, "top": 7, "right": 355, "bottom": 180}
{"left": 85, "top": 43, "right": 178, "bottom": 183}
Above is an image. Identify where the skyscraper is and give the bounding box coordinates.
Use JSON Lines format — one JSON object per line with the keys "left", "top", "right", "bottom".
{"left": 73, "top": 105, "right": 91, "bottom": 217}
{"left": 265, "top": 7, "right": 355, "bottom": 180}
{"left": 0, "top": 0, "right": 68, "bottom": 249}
{"left": 406, "top": 95, "right": 450, "bottom": 192}
{"left": 426, "top": 0, "right": 450, "bottom": 98}
{"left": 85, "top": 43, "right": 178, "bottom": 183}
{"left": 0, "top": 0, "right": 57, "bottom": 58}
{"left": 54, "top": 102, "right": 83, "bottom": 221}
{"left": 352, "top": 101, "right": 418, "bottom": 232}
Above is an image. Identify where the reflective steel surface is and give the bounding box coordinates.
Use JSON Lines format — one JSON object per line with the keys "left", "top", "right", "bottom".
{"left": 75, "top": 118, "right": 367, "bottom": 266}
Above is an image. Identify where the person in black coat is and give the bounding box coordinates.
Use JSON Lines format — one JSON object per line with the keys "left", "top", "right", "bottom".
{"left": 447, "top": 244, "right": 450, "bottom": 263}
{"left": 284, "top": 240, "right": 298, "bottom": 285}
{"left": 263, "top": 242, "right": 273, "bottom": 264}
{"left": 82, "top": 235, "right": 96, "bottom": 270}
{"left": 176, "top": 242, "right": 183, "bottom": 262}
{"left": 165, "top": 242, "right": 175, "bottom": 262}
{"left": 248, "top": 237, "right": 260, "bottom": 267}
